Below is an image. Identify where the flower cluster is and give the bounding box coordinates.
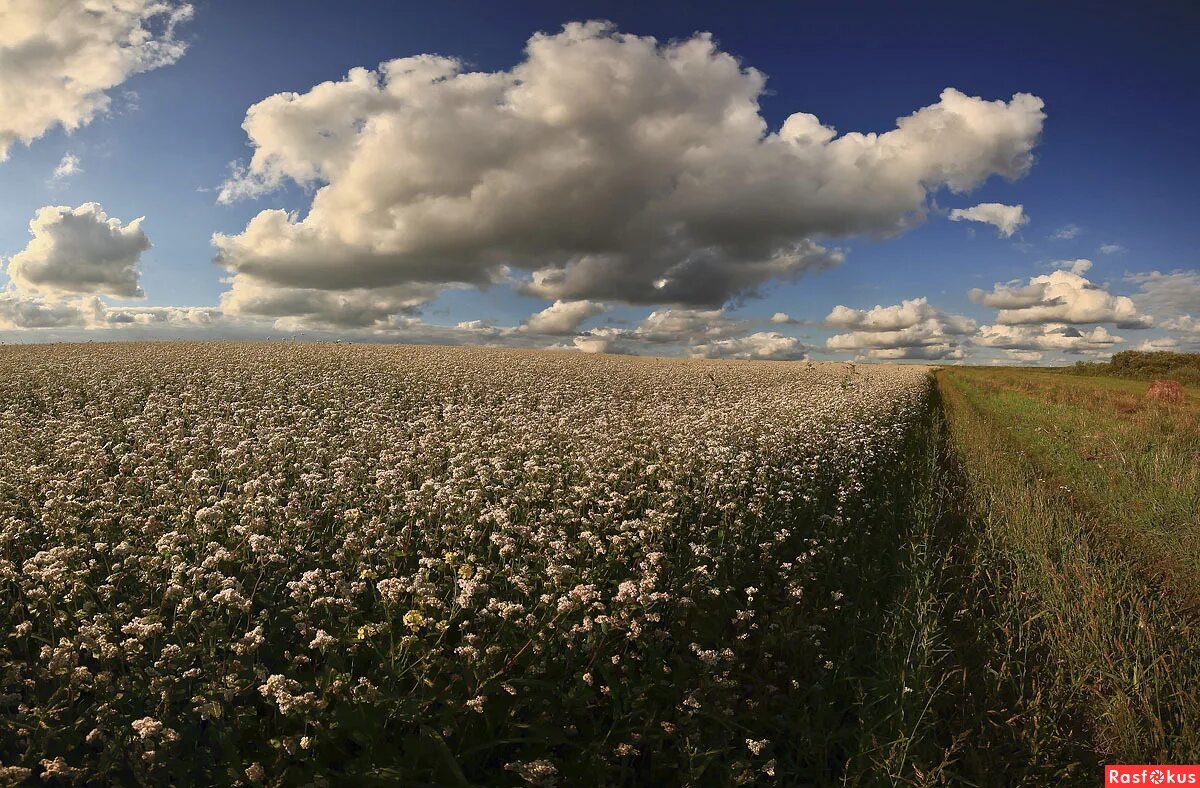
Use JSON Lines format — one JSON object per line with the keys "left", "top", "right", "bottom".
{"left": 0, "top": 343, "right": 931, "bottom": 785}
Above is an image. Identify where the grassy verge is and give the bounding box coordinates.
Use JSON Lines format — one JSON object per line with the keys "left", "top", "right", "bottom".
{"left": 932, "top": 368, "right": 1200, "bottom": 771}
{"left": 944, "top": 368, "right": 1200, "bottom": 600}
{"left": 846, "top": 382, "right": 1099, "bottom": 786}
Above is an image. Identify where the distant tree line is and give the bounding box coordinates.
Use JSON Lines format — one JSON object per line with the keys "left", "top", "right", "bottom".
{"left": 1071, "top": 350, "right": 1200, "bottom": 385}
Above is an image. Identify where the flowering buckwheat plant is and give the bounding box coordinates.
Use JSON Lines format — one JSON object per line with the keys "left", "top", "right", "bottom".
{"left": 0, "top": 343, "right": 932, "bottom": 785}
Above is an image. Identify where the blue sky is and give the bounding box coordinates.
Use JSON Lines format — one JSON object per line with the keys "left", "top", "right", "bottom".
{"left": 1, "top": 1, "right": 1197, "bottom": 362}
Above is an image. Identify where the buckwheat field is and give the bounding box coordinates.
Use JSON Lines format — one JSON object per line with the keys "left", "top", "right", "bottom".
{"left": 0, "top": 343, "right": 940, "bottom": 786}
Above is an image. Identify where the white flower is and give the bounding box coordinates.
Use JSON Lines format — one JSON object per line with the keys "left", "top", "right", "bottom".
{"left": 746, "top": 738, "right": 770, "bottom": 756}
{"left": 0, "top": 343, "right": 935, "bottom": 784}
{"left": 37, "top": 757, "right": 73, "bottom": 780}
{"left": 504, "top": 759, "right": 559, "bottom": 787}
{"left": 376, "top": 577, "right": 405, "bottom": 606}
{"left": 131, "top": 717, "right": 163, "bottom": 740}
{"left": 309, "top": 630, "right": 335, "bottom": 650}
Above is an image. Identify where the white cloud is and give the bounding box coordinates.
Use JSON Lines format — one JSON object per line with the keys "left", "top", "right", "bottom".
{"left": 0, "top": 293, "right": 101, "bottom": 329}
{"left": 1161, "top": 315, "right": 1200, "bottom": 334}
{"left": 570, "top": 327, "right": 632, "bottom": 355}
{"left": 0, "top": 1, "right": 193, "bottom": 160}
{"left": 824, "top": 297, "right": 974, "bottom": 333}
{"left": 1051, "top": 224, "right": 1081, "bottom": 240}
{"left": 947, "top": 202, "right": 1028, "bottom": 237}
{"left": 969, "top": 266, "right": 1150, "bottom": 328}
{"left": 1127, "top": 270, "right": 1200, "bottom": 319}
{"left": 824, "top": 298, "right": 974, "bottom": 360}
{"left": 974, "top": 323, "right": 1122, "bottom": 353}
{"left": 690, "top": 331, "right": 807, "bottom": 360}
{"left": 523, "top": 299, "right": 606, "bottom": 334}
{"left": 217, "top": 275, "right": 439, "bottom": 330}
{"left": 0, "top": 293, "right": 217, "bottom": 331}
{"left": 633, "top": 308, "right": 752, "bottom": 343}
{"left": 51, "top": 152, "right": 81, "bottom": 180}
{"left": 99, "top": 305, "right": 220, "bottom": 327}
{"left": 1054, "top": 258, "right": 1092, "bottom": 275}
{"left": 861, "top": 345, "right": 965, "bottom": 361}
{"left": 1098, "top": 243, "right": 1124, "bottom": 255}
{"left": 1003, "top": 349, "right": 1043, "bottom": 362}
{"left": 965, "top": 282, "right": 1047, "bottom": 309}
{"left": 1134, "top": 337, "right": 1178, "bottom": 351}
{"left": 566, "top": 306, "right": 795, "bottom": 357}
{"left": 826, "top": 319, "right": 963, "bottom": 351}
{"left": 212, "top": 21, "right": 1044, "bottom": 324}
{"left": 4, "top": 203, "right": 149, "bottom": 299}
{"left": 769, "top": 312, "right": 799, "bottom": 324}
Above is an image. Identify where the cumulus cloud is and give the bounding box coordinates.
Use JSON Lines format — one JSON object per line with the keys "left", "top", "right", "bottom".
{"left": 0, "top": 1, "right": 193, "bottom": 160}
{"left": 0, "top": 293, "right": 102, "bottom": 329}
{"left": 689, "top": 332, "right": 807, "bottom": 360}
{"left": 1127, "top": 270, "right": 1200, "bottom": 319}
{"left": 213, "top": 21, "right": 1044, "bottom": 324}
{"left": 1098, "top": 243, "right": 1124, "bottom": 255}
{"left": 524, "top": 239, "right": 845, "bottom": 307}
{"left": 1161, "top": 315, "right": 1200, "bottom": 334}
{"left": 566, "top": 306, "right": 803, "bottom": 357}
{"left": 967, "top": 282, "right": 1048, "bottom": 309}
{"left": 769, "top": 312, "right": 800, "bottom": 324}
{"left": 51, "top": 152, "right": 81, "bottom": 180}
{"left": 1134, "top": 337, "right": 1179, "bottom": 351}
{"left": 825, "top": 320, "right": 967, "bottom": 357}
{"left": 99, "top": 305, "right": 220, "bottom": 326}
{"left": 1054, "top": 258, "right": 1093, "bottom": 275}
{"left": 569, "top": 327, "right": 633, "bottom": 355}
{"left": 824, "top": 298, "right": 974, "bottom": 360}
{"left": 0, "top": 293, "right": 216, "bottom": 331}
{"left": 217, "top": 276, "right": 439, "bottom": 330}
{"left": 632, "top": 308, "right": 753, "bottom": 343}
{"left": 1003, "top": 349, "right": 1043, "bottom": 362}
{"left": 1051, "top": 224, "right": 1081, "bottom": 240}
{"left": 4, "top": 203, "right": 149, "bottom": 298}
{"left": 523, "top": 299, "right": 606, "bottom": 335}
{"left": 862, "top": 345, "right": 965, "bottom": 361}
{"left": 969, "top": 266, "right": 1151, "bottom": 328}
{"left": 974, "top": 323, "right": 1122, "bottom": 353}
{"left": 947, "top": 202, "right": 1028, "bottom": 237}
{"left": 824, "top": 297, "right": 975, "bottom": 333}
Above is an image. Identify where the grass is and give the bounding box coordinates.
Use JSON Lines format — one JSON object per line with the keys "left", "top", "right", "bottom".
{"left": 844, "top": 383, "right": 1101, "bottom": 785}
{"left": 844, "top": 366, "right": 1200, "bottom": 784}
{"left": 933, "top": 366, "right": 1200, "bottom": 772}
{"left": 944, "top": 368, "right": 1200, "bottom": 597}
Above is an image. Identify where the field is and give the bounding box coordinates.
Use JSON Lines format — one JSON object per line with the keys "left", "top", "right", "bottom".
{"left": 0, "top": 343, "right": 1197, "bottom": 786}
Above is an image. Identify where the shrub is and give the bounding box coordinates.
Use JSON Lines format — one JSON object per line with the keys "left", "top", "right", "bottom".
{"left": 1075, "top": 351, "right": 1200, "bottom": 382}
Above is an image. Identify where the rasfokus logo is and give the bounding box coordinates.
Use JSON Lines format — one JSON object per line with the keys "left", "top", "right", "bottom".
{"left": 1106, "top": 766, "right": 1200, "bottom": 785}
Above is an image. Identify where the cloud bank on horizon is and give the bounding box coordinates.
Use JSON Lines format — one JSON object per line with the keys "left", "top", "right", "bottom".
{"left": 0, "top": 10, "right": 1195, "bottom": 364}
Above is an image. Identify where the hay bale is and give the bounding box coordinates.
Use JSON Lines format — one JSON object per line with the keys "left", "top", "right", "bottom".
{"left": 1145, "top": 379, "right": 1185, "bottom": 406}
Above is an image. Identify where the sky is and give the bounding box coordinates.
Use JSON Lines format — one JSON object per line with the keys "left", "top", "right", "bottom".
{"left": 1, "top": 0, "right": 1197, "bottom": 364}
